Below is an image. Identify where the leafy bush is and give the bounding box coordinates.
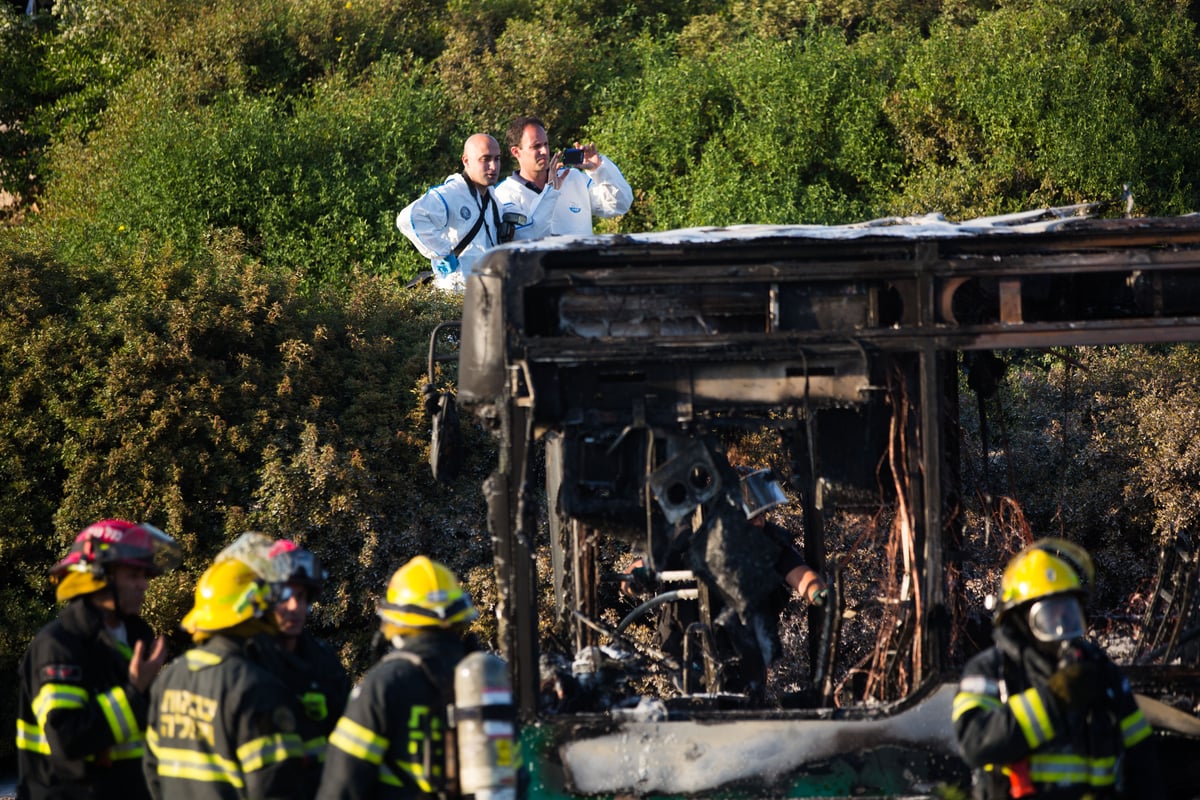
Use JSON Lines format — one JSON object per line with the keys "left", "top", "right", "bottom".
{"left": 436, "top": 14, "right": 620, "bottom": 141}
{"left": 958, "top": 346, "right": 1200, "bottom": 612}
{"left": 259, "top": 56, "right": 455, "bottom": 283}
{"left": 689, "top": 29, "right": 908, "bottom": 225}
{"left": 888, "top": 0, "right": 1200, "bottom": 217}
{"left": 0, "top": 243, "right": 80, "bottom": 764}
{"left": 593, "top": 27, "right": 908, "bottom": 229}
{"left": 0, "top": 231, "right": 492, "bottom": 760}
{"left": 37, "top": 54, "right": 452, "bottom": 284}
{"left": 587, "top": 37, "right": 735, "bottom": 230}
{"left": 1, "top": 0, "right": 198, "bottom": 209}
{"left": 0, "top": 8, "right": 48, "bottom": 205}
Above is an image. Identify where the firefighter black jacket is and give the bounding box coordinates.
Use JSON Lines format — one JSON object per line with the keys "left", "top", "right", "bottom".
{"left": 316, "top": 631, "right": 467, "bottom": 800}
{"left": 252, "top": 631, "right": 352, "bottom": 769}
{"left": 143, "top": 633, "right": 306, "bottom": 800}
{"left": 953, "top": 628, "right": 1166, "bottom": 799}
{"left": 16, "top": 596, "right": 157, "bottom": 800}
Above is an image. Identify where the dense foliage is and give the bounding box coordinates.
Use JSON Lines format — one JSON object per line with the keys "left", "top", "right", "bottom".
{"left": 3, "top": 0, "right": 1200, "bottom": 765}
{"left": 0, "top": 235, "right": 494, "bottom": 763}
{"left": 6, "top": 0, "right": 1200, "bottom": 271}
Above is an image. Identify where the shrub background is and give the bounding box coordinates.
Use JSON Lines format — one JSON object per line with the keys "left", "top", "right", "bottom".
{"left": 4, "top": 0, "right": 1200, "bottom": 769}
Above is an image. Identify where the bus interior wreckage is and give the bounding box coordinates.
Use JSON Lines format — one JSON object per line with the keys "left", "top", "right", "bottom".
{"left": 434, "top": 207, "right": 1200, "bottom": 799}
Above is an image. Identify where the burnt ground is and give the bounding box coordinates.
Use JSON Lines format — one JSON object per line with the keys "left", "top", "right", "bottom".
{"left": 463, "top": 452, "right": 1200, "bottom": 716}
{"left": 767, "top": 500, "right": 1200, "bottom": 716}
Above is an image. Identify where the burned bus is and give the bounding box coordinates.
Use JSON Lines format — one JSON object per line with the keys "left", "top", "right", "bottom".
{"left": 446, "top": 207, "right": 1200, "bottom": 798}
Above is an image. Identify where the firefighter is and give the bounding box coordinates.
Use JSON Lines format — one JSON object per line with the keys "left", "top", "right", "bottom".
{"left": 952, "top": 540, "right": 1166, "bottom": 799}
{"left": 16, "top": 519, "right": 181, "bottom": 800}
{"left": 619, "top": 461, "right": 828, "bottom": 704}
{"left": 316, "top": 556, "right": 480, "bottom": 800}
{"left": 258, "top": 539, "right": 351, "bottom": 772}
{"left": 143, "top": 532, "right": 306, "bottom": 800}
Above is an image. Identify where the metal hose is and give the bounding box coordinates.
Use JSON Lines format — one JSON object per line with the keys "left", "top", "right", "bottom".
{"left": 614, "top": 589, "right": 699, "bottom": 638}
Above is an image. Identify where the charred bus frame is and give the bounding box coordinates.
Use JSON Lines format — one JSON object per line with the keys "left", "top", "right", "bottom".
{"left": 452, "top": 209, "right": 1200, "bottom": 798}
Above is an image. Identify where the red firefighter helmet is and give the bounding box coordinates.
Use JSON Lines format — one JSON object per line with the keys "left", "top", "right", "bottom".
{"left": 50, "top": 519, "right": 182, "bottom": 602}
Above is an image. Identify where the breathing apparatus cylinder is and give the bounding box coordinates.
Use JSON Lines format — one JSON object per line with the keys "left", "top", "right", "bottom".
{"left": 454, "top": 652, "right": 517, "bottom": 800}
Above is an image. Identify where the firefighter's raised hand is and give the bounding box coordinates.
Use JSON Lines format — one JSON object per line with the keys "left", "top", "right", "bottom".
{"left": 129, "top": 636, "right": 168, "bottom": 694}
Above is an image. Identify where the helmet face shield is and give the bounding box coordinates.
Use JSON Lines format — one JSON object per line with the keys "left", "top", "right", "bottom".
{"left": 271, "top": 582, "right": 295, "bottom": 606}
{"left": 290, "top": 550, "right": 321, "bottom": 581}
{"left": 216, "top": 532, "right": 282, "bottom": 581}
{"left": 738, "top": 469, "right": 789, "bottom": 519}
{"left": 138, "top": 524, "right": 183, "bottom": 575}
{"left": 269, "top": 543, "right": 326, "bottom": 596}
{"left": 267, "top": 539, "right": 326, "bottom": 602}
{"left": 1028, "top": 595, "right": 1086, "bottom": 643}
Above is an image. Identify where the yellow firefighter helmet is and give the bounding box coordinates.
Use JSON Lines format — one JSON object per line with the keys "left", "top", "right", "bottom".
{"left": 181, "top": 535, "right": 284, "bottom": 640}
{"left": 997, "top": 543, "right": 1086, "bottom": 620}
{"left": 1030, "top": 537, "right": 1095, "bottom": 591}
{"left": 378, "top": 556, "right": 478, "bottom": 636}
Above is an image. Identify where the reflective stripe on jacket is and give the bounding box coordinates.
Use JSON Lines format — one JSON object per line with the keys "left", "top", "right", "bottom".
{"left": 16, "top": 597, "right": 155, "bottom": 800}
{"left": 252, "top": 631, "right": 351, "bottom": 775}
{"left": 144, "top": 636, "right": 306, "bottom": 800}
{"left": 316, "top": 632, "right": 466, "bottom": 800}
{"left": 953, "top": 639, "right": 1165, "bottom": 800}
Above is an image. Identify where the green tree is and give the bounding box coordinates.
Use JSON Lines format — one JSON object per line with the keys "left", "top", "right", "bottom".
{"left": 888, "top": 0, "right": 1200, "bottom": 217}
{"left": 592, "top": 26, "right": 908, "bottom": 229}
{"left": 0, "top": 244, "right": 79, "bottom": 761}
{"left": 0, "top": 230, "right": 491, "bottom": 759}
{"left": 35, "top": 55, "right": 453, "bottom": 284}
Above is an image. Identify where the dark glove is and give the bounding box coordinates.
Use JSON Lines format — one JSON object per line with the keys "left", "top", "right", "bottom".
{"left": 620, "top": 558, "right": 655, "bottom": 598}
{"left": 1046, "top": 660, "right": 1103, "bottom": 711}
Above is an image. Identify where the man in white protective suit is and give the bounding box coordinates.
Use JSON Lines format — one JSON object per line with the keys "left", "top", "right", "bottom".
{"left": 495, "top": 115, "right": 633, "bottom": 238}
{"left": 397, "top": 133, "right": 559, "bottom": 292}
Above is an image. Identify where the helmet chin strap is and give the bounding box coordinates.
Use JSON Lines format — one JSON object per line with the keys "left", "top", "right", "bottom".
{"left": 89, "top": 578, "right": 124, "bottom": 626}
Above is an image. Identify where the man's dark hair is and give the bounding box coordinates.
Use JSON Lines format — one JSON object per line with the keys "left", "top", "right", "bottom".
{"left": 506, "top": 115, "right": 546, "bottom": 151}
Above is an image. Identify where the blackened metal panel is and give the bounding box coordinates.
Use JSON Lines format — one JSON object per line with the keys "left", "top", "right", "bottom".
{"left": 459, "top": 272, "right": 507, "bottom": 414}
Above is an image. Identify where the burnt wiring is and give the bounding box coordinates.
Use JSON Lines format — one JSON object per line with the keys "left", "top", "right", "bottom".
{"left": 861, "top": 366, "right": 921, "bottom": 704}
